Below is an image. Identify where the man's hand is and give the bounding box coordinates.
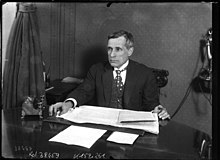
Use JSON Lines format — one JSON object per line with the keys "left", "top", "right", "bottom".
{"left": 49, "top": 101, "right": 73, "bottom": 116}
{"left": 152, "top": 105, "right": 170, "bottom": 120}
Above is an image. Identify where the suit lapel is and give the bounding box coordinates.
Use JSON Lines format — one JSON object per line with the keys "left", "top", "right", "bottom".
{"left": 102, "top": 63, "right": 113, "bottom": 105}
{"left": 123, "top": 60, "right": 137, "bottom": 107}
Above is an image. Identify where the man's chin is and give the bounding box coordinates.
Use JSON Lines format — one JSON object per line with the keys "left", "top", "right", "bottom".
{"left": 109, "top": 62, "right": 119, "bottom": 68}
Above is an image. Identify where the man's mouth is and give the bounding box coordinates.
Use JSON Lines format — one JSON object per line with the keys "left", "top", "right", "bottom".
{"left": 109, "top": 60, "right": 117, "bottom": 62}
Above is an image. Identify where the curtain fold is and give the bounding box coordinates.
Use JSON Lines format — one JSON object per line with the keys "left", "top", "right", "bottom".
{"left": 3, "top": 2, "right": 45, "bottom": 109}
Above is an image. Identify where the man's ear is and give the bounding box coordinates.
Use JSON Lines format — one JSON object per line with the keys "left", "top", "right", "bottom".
{"left": 128, "top": 47, "right": 134, "bottom": 56}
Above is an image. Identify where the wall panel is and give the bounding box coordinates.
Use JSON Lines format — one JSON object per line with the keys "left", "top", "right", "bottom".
{"left": 37, "top": 3, "right": 76, "bottom": 80}
{"left": 37, "top": 3, "right": 51, "bottom": 74}
{"left": 50, "top": 3, "right": 61, "bottom": 80}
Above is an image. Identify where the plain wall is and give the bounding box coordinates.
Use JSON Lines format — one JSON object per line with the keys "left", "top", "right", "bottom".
{"left": 2, "top": 3, "right": 212, "bottom": 137}
{"left": 2, "top": 3, "right": 17, "bottom": 79}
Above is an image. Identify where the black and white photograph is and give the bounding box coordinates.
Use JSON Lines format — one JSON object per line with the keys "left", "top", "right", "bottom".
{"left": 2, "top": 1, "right": 215, "bottom": 159}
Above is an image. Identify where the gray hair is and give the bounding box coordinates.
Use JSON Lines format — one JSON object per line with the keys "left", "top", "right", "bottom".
{"left": 108, "top": 30, "right": 134, "bottom": 49}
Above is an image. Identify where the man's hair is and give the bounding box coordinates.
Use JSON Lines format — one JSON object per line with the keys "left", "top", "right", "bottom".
{"left": 108, "top": 30, "right": 134, "bottom": 49}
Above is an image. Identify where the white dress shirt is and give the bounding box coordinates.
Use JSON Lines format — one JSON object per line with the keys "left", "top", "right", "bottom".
{"left": 113, "top": 60, "right": 129, "bottom": 85}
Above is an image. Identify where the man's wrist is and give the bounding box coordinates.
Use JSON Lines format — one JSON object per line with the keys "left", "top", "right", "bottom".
{"left": 64, "top": 101, "right": 74, "bottom": 108}
{"left": 64, "top": 98, "right": 77, "bottom": 108}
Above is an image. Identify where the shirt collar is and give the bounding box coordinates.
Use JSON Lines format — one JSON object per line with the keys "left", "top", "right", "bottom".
{"left": 114, "top": 60, "right": 129, "bottom": 71}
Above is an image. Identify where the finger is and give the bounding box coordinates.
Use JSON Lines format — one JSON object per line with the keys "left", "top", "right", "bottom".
{"left": 161, "top": 114, "right": 170, "bottom": 120}
{"left": 159, "top": 113, "right": 169, "bottom": 120}
{"left": 158, "top": 109, "right": 166, "bottom": 117}
{"left": 53, "top": 102, "right": 63, "bottom": 115}
{"left": 52, "top": 105, "right": 57, "bottom": 116}
{"left": 160, "top": 112, "right": 170, "bottom": 120}
{"left": 49, "top": 105, "right": 54, "bottom": 116}
{"left": 166, "top": 114, "right": 171, "bottom": 119}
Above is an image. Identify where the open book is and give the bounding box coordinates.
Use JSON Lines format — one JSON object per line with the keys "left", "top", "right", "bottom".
{"left": 57, "top": 105, "right": 159, "bottom": 134}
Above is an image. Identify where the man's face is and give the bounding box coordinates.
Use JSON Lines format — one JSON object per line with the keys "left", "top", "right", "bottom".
{"left": 107, "top": 36, "right": 133, "bottom": 68}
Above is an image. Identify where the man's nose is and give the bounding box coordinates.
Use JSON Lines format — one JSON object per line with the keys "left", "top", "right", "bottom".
{"left": 109, "top": 50, "right": 116, "bottom": 57}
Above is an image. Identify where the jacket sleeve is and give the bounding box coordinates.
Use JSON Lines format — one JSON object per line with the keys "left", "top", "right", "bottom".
{"left": 66, "top": 65, "right": 97, "bottom": 106}
{"left": 142, "top": 70, "right": 160, "bottom": 111}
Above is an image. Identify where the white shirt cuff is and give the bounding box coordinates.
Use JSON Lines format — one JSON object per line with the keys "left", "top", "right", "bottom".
{"left": 64, "top": 98, "right": 77, "bottom": 108}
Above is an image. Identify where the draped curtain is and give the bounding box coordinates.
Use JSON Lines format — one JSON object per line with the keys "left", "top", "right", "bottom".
{"left": 3, "top": 2, "right": 45, "bottom": 109}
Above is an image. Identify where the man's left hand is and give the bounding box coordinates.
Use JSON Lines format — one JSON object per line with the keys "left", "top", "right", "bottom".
{"left": 152, "top": 105, "right": 170, "bottom": 120}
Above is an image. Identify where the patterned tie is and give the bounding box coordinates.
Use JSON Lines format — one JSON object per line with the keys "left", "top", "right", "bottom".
{"left": 115, "top": 69, "right": 124, "bottom": 94}
{"left": 110, "top": 67, "right": 127, "bottom": 108}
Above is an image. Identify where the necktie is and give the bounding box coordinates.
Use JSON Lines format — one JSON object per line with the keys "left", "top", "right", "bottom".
{"left": 110, "top": 67, "right": 127, "bottom": 108}
{"left": 115, "top": 69, "right": 124, "bottom": 94}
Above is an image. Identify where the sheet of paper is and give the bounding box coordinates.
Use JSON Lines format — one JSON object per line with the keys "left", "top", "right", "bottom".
{"left": 118, "top": 110, "right": 156, "bottom": 123}
{"left": 58, "top": 105, "right": 159, "bottom": 134}
{"left": 107, "top": 131, "right": 139, "bottom": 145}
{"left": 49, "top": 125, "right": 107, "bottom": 149}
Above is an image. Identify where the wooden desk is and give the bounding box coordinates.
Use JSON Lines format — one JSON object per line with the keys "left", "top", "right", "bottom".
{"left": 2, "top": 108, "right": 211, "bottom": 159}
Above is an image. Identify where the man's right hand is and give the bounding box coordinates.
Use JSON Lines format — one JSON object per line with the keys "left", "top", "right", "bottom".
{"left": 49, "top": 101, "right": 73, "bottom": 116}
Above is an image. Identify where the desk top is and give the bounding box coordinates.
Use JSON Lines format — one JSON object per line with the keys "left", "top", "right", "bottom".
{"left": 2, "top": 108, "right": 211, "bottom": 159}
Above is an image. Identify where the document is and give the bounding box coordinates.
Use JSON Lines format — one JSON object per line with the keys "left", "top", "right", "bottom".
{"left": 49, "top": 125, "right": 107, "bottom": 149}
{"left": 58, "top": 105, "right": 159, "bottom": 134}
{"left": 107, "top": 131, "right": 139, "bottom": 145}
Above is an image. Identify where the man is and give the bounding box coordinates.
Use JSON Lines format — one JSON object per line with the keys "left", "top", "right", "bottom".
{"left": 49, "top": 30, "right": 170, "bottom": 120}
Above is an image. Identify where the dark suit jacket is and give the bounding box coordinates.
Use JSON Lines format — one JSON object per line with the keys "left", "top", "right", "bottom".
{"left": 67, "top": 60, "right": 160, "bottom": 111}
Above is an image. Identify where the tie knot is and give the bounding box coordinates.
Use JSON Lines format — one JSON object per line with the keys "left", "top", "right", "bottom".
{"left": 115, "top": 67, "right": 127, "bottom": 75}
{"left": 116, "top": 70, "right": 121, "bottom": 75}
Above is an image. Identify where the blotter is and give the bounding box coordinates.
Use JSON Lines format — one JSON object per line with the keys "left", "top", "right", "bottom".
{"left": 57, "top": 105, "right": 159, "bottom": 134}
{"left": 49, "top": 125, "right": 107, "bottom": 148}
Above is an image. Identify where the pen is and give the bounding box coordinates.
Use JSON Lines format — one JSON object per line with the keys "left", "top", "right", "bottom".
{"left": 45, "top": 86, "right": 54, "bottom": 92}
{"left": 120, "top": 120, "right": 156, "bottom": 123}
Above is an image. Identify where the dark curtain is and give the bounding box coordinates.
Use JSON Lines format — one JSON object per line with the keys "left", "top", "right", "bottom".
{"left": 3, "top": 3, "right": 45, "bottom": 109}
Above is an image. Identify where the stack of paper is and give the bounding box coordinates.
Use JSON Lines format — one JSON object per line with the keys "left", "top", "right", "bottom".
{"left": 49, "top": 125, "right": 107, "bottom": 148}
{"left": 58, "top": 105, "right": 159, "bottom": 134}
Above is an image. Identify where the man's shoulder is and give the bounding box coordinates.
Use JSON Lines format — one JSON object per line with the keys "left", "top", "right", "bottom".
{"left": 89, "top": 61, "right": 110, "bottom": 71}
{"left": 130, "top": 60, "right": 155, "bottom": 80}
{"left": 130, "top": 60, "right": 152, "bottom": 72}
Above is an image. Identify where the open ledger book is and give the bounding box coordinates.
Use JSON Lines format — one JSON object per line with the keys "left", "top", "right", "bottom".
{"left": 57, "top": 105, "right": 159, "bottom": 134}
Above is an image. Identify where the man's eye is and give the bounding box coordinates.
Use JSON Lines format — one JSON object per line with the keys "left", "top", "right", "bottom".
{"left": 115, "top": 47, "right": 121, "bottom": 52}
{"left": 107, "top": 47, "right": 112, "bottom": 52}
